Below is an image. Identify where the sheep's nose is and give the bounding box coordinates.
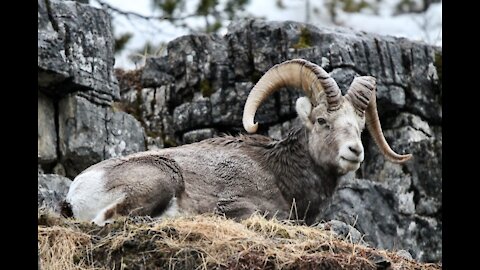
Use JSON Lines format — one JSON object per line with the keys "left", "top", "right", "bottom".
{"left": 348, "top": 144, "right": 362, "bottom": 156}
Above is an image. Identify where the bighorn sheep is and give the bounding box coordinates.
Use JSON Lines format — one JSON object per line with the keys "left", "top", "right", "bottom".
{"left": 63, "top": 59, "right": 412, "bottom": 226}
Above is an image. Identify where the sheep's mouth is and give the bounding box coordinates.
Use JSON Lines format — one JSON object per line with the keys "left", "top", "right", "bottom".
{"left": 340, "top": 157, "right": 361, "bottom": 164}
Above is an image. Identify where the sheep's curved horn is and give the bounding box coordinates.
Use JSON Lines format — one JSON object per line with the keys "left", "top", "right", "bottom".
{"left": 346, "top": 76, "right": 412, "bottom": 163}
{"left": 243, "top": 59, "right": 342, "bottom": 133}
{"left": 345, "top": 76, "right": 375, "bottom": 116}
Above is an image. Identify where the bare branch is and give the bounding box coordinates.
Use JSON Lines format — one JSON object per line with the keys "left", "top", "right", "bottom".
{"left": 94, "top": 0, "right": 198, "bottom": 21}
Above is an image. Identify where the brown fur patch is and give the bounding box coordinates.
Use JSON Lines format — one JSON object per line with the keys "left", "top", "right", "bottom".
{"left": 103, "top": 207, "right": 116, "bottom": 221}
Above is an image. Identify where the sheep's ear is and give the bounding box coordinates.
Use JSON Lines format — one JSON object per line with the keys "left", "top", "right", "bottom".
{"left": 296, "top": 97, "right": 313, "bottom": 130}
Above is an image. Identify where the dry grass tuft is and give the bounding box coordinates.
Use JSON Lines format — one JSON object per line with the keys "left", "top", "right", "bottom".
{"left": 38, "top": 226, "right": 92, "bottom": 269}
{"left": 38, "top": 210, "right": 441, "bottom": 270}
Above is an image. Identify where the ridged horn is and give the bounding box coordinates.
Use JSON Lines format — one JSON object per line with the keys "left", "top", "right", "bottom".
{"left": 350, "top": 77, "right": 413, "bottom": 163}
{"left": 345, "top": 76, "right": 376, "bottom": 116}
{"left": 242, "top": 59, "right": 341, "bottom": 133}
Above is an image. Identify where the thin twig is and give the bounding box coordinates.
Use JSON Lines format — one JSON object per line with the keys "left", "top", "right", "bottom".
{"left": 94, "top": 0, "right": 199, "bottom": 22}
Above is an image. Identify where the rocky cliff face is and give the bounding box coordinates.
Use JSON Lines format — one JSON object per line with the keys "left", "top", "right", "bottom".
{"left": 38, "top": 0, "right": 146, "bottom": 177}
{"left": 38, "top": 0, "right": 441, "bottom": 263}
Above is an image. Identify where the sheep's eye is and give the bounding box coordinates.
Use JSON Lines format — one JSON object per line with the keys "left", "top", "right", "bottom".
{"left": 317, "top": 118, "right": 327, "bottom": 125}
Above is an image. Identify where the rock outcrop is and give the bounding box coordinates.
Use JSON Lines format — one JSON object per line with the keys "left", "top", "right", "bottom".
{"left": 38, "top": 173, "right": 72, "bottom": 213}
{"left": 38, "top": 0, "right": 146, "bottom": 178}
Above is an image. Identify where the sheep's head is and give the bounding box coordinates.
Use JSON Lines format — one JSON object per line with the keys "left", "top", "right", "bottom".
{"left": 243, "top": 59, "right": 412, "bottom": 175}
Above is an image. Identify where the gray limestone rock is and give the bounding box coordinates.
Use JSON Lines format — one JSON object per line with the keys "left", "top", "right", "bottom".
{"left": 38, "top": 173, "right": 72, "bottom": 213}
{"left": 363, "top": 112, "right": 442, "bottom": 218}
{"left": 316, "top": 219, "right": 366, "bottom": 245}
{"left": 318, "top": 178, "right": 441, "bottom": 262}
{"left": 38, "top": 91, "right": 57, "bottom": 164}
{"left": 38, "top": 0, "right": 119, "bottom": 104}
{"left": 58, "top": 94, "right": 145, "bottom": 177}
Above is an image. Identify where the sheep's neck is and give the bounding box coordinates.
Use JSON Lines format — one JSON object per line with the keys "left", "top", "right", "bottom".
{"left": 262, "top": 127, "right": 339, "bottom": 223}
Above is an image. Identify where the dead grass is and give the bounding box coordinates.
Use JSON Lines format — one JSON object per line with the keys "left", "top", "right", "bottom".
{"left": 38, "top": 226, "right": 92, "bottom": 269}
{"left": 114, "top": 68, "right": 143, "bottom": 92}
{"left": 38, "top": 211, "right": 441, "bottom": 270}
